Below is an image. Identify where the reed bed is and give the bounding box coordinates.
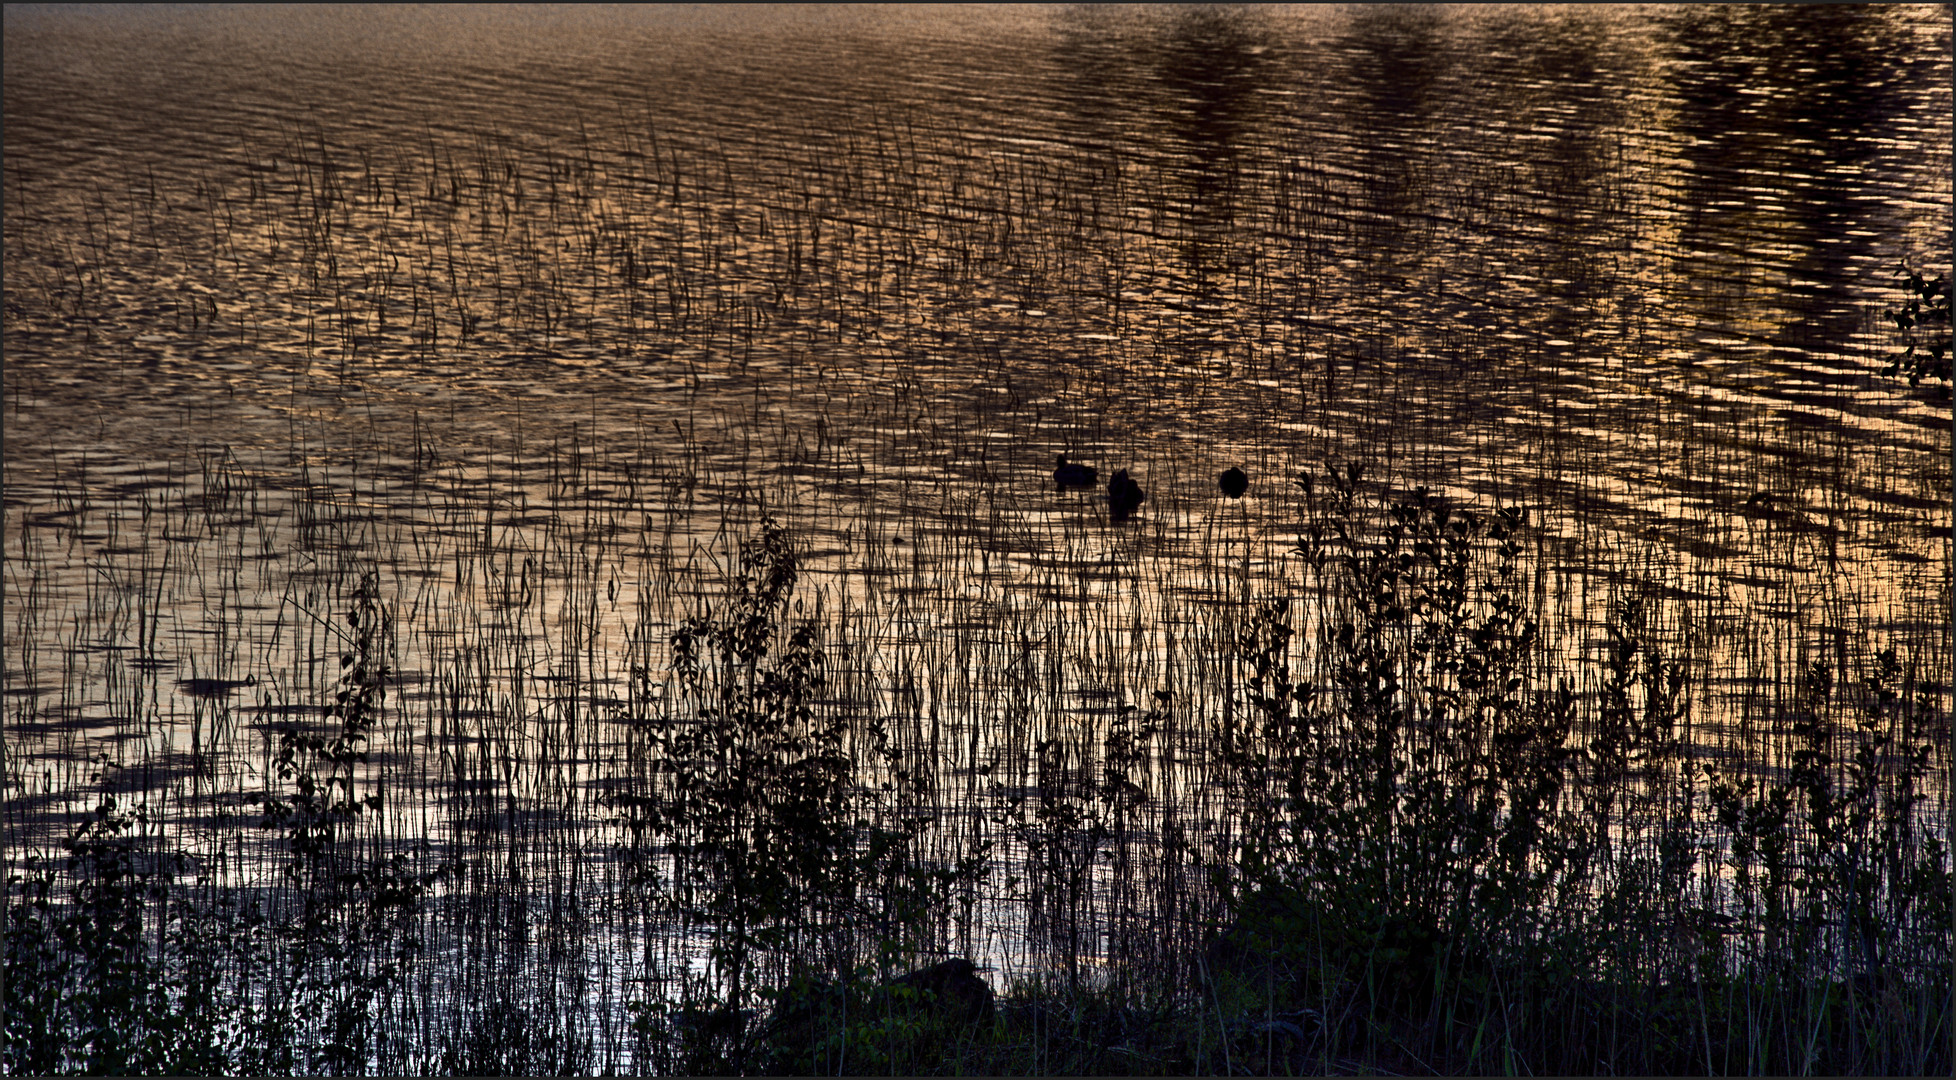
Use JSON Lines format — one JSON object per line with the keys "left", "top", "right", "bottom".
{"left": 3, "top": 424, "right": 1948, "bottom": 1075}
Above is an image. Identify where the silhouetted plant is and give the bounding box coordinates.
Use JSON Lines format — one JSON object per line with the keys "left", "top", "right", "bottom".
{"left": 1708, "top": 644, "right": 1953, "bottom": 1073}
{"left": 1881, "top": 262, "right": 1951, "bottom": 396}
{"left": 2, "top": 795, "right": 254, "bottom": 1075}
{"left": 1173, "top": 464, "right": 1952, "bottom": 1075}
{"left": 241, "top": 569, "right": 439, "bottom": 1075}
{"left": 1189, "top": 468, "right": 1567, "bottom": 1069}
{"left": 609, "top": 515, "right": 987, "bottom": 1072}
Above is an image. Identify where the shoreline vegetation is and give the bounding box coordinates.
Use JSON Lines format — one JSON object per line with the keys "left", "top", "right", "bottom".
{"left": 4, "top": 463, "right": 1948, "bottom": 1075}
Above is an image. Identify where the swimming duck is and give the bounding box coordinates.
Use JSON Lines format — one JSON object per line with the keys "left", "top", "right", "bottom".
{"left": 176, "top": 675, "right": 257, "bottom": 699}
{"left": 1053, "top": 454, "right": 1098, "bottom": 491}
{"left": 1108, "top": 469, "right": 1145, "bottom": 522}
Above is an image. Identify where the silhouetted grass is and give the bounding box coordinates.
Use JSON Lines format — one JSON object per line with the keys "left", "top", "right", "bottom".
{"left": 5, "top": 457, "right": 1946, "bottom": 1075}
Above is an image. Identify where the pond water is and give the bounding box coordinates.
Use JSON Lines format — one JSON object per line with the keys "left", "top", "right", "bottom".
{"left": 3, "top": 2, "right": 1950, "bottom": 1056}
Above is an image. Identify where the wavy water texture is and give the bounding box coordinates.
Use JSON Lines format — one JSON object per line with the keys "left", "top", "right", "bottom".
{"left": 2, "top": 6, "right": 1949, "bottom": 1075}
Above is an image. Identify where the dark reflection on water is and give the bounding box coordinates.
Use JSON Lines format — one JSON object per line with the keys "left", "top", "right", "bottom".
{"left": 2, "top": 0, "right": 1949, "bottom": 1006}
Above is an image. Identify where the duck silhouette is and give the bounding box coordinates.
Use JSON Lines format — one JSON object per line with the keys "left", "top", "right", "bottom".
{"left": 175, "top": 675, "right": 256, "bottom": 699}
{"left": 1219, "top": 467, "right": 1248, "bottom": 499}
{"left": 1053, "top": 454, "right": 1098, "bottom": 491}
{"left": 1108, "top": 469, "right": 1145, "bottom": 522}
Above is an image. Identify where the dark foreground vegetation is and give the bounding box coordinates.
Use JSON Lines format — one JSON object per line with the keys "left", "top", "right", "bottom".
{"left": 5, "top": 467, "right": 1948, "bottom": 1076}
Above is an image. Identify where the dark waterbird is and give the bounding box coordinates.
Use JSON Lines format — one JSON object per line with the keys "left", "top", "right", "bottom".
{"left": 1108, "top": 469, "right": 1145, "bottom": 522}
{"left": 1219, "top": 466, "right": 1249, "bottom": 499}
{"left": 1053, "top": 454, "right": 1098, "bottom": 491}
{"left": 175, "top": 675, "right": 256, "bottom": 699}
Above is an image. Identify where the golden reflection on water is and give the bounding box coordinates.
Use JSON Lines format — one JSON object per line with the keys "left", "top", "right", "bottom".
{"left": 2, "top": 0, "right": 1949, "bottom": 976}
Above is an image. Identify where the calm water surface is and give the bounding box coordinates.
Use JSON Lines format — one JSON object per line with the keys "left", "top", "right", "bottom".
{"left": 4, "top": 1, "right": 1950, "bottom": 993}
